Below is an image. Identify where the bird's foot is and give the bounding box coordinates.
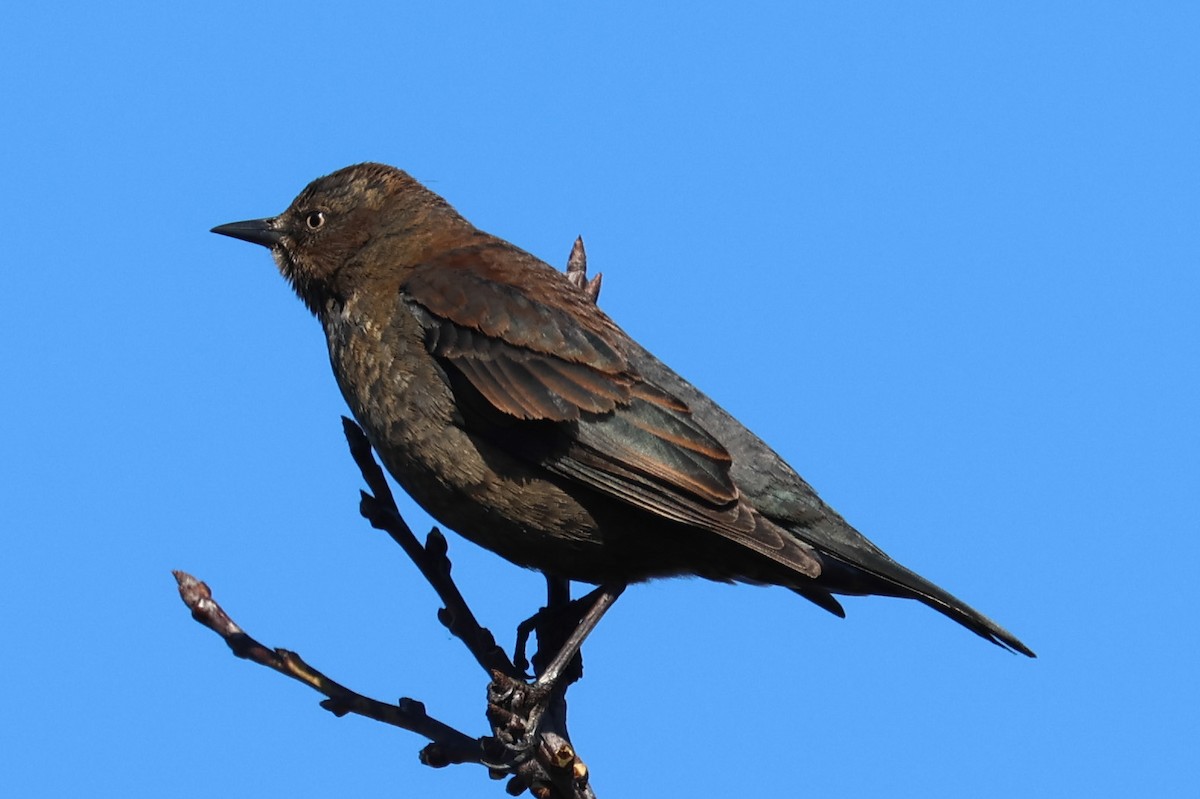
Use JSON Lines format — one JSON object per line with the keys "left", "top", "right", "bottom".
{"left": 482, "top": 672, "right": 590, "bottom": 798}
{"left": 484, "top": 670, "right": 553, "bottom": 762}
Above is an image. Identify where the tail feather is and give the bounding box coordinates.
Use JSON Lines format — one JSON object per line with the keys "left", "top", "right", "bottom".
{"left": 908, "top": 576, "right": 1036, "bottom": 657}
{"left": 797, "top": 549, "right": 1036, "bottom": 657}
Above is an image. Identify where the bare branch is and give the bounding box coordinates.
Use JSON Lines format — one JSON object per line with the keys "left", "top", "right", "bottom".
{"left": 342, "top": 418, "right": 521, "bottom": 681}
{"left": 172, "top": 570, "right": 484, "bottom": 767}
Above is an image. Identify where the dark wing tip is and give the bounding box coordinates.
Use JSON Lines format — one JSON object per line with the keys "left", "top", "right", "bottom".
{"left": 997, "top": 633, "right": 1037, "bottom": 658}
{"left": 791, "top": 586, "right": 847, "bottom": 618}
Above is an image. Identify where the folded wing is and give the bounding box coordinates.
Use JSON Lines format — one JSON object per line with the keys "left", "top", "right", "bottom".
{"left": 403, "top": 245, "right": 822, "bottom": 577}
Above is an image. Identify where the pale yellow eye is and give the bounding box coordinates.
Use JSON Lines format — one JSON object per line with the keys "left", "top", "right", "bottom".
{"left": 305, "top": 211, "right": 325, "bottom": 230}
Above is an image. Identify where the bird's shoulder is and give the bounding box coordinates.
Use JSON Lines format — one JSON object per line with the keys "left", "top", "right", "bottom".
{"left": 399, "top": 238, "right": 630, "bottom": 371}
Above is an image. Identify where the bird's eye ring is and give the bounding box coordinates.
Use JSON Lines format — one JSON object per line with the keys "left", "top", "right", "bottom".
{"left": 305, "top": 211, "right": 326, "bottom": 230}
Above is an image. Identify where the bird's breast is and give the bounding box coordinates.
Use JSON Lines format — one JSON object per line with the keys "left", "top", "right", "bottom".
{"left": 319, "top": 295, "right": 610, "bottom": 574}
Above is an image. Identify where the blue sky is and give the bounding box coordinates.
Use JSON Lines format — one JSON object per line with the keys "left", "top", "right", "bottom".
{"left": 3, "top": 3, "right": 1197, "bottom": 796}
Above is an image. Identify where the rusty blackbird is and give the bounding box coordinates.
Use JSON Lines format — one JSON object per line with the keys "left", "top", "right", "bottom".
{"left": 213, "top": 163, "right": 1033, "bottom": 657}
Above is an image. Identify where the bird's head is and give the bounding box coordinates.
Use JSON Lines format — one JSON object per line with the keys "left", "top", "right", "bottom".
{"left": 212, "top": 162, "right": 462, "bottom": 316}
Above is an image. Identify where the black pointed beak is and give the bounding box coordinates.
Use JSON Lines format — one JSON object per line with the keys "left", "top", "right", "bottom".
{"left": 211, "top": 218, "right": 283, "bottom": 248}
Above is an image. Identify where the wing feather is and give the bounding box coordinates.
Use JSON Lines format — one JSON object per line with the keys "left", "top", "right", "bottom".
{"left": 401, "top": 247, "right": 822, "bottom": 579}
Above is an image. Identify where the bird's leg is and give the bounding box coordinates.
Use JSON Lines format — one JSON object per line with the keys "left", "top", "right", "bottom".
{"left": 546, "top": 574, "right": 572, "bottom": 607}
{"left": 534, "top": 582, "right": 624, "bottom": 690}
{"left": 512, "top": 616, "right": 537, "bottom": 677}
{"left": 513, "top": 576, "right": 572, "bottom": 675}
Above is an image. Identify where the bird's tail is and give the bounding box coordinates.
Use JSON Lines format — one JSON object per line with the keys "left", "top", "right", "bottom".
{"left": 795, "top": 550, "right": 1036, "bottom": 657}
{"left": 904, "top": 570, "right": 1036, "bottom": 657}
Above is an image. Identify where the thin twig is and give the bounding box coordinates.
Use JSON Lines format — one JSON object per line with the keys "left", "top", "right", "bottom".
{"left": 564, "top": 237, "right": 602, "bottom": 302}
{"left": 534, "top": 583, "right": 625, "bottom": 690}
{"left": 342, "top": 418, "right": 521, "bottom": 680}
{"left": 172, "top": 570, "right": 484, "bottom": 766}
